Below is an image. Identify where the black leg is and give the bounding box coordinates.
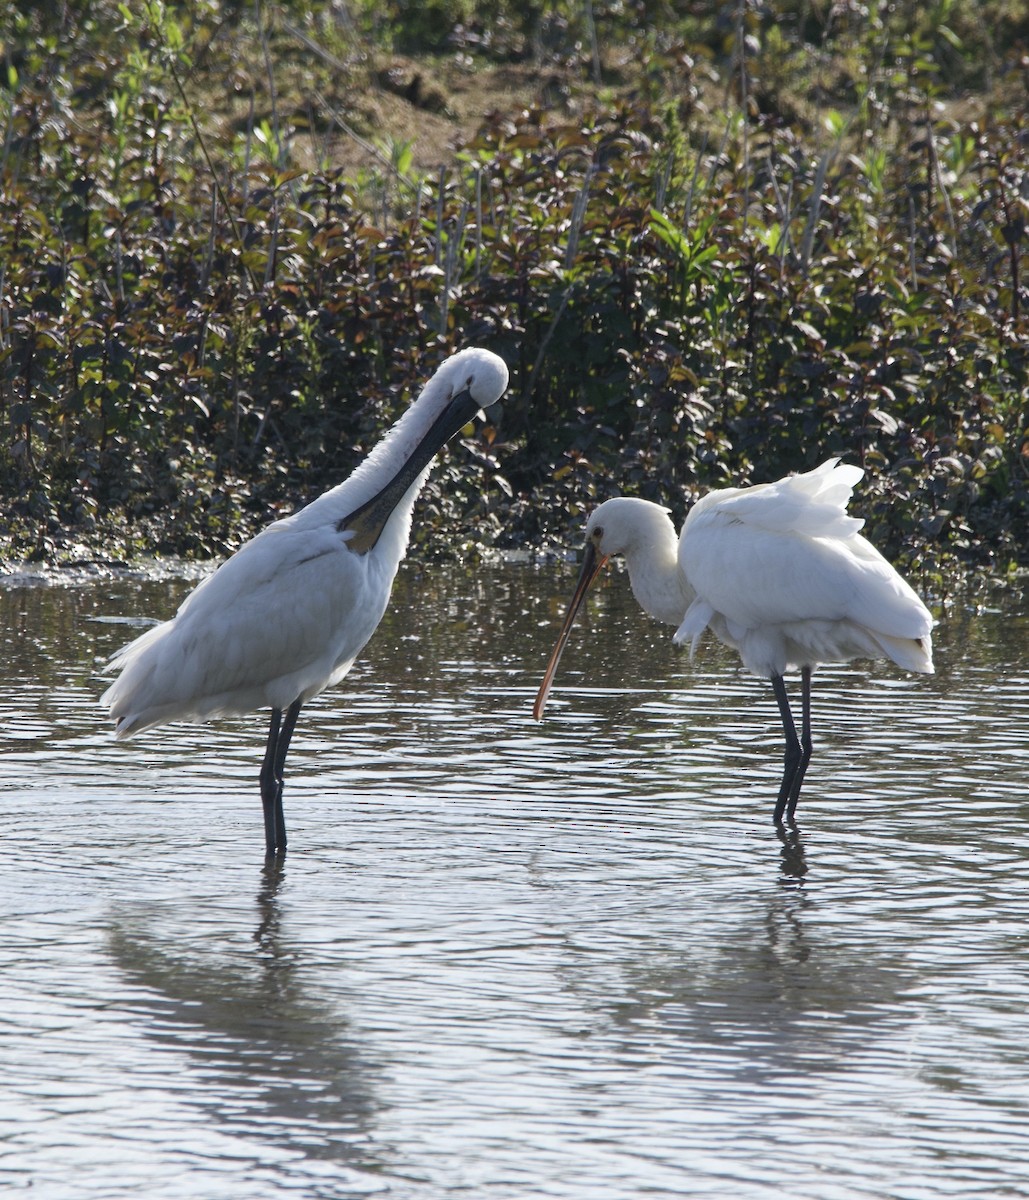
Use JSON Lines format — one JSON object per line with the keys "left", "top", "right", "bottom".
{"left": 785, "top": 666, "right": 813, "bottom": 820}
{"left": 259, "top": 699, "right": 302, "bottom": 856}
{"left": 275, "top": 699, "right": 302, "bottom": 783}
{"left": 260, "top": 708, "right": 285, "bottom": 855}
{"left": 771, "top": 673, "right": 802, "bottom": 825}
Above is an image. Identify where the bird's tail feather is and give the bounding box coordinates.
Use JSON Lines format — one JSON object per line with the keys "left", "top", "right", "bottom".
{"left": 871, "top": 631, "right": 934, "bottom": 674}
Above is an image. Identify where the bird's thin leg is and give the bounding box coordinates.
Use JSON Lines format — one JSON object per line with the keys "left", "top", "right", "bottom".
{"left": 786, "top": 666, "right": 814, "bottom": 820}
{"left": 258, "top": 699, "right": 302, "bottom": 855}
{"left": 270, "top": 698, "right": 303, "bottom": 853}
{"left": 274, "top": 699, "right": 302, "bottom": 789}
{"left": 771, "top": 674, "right": 802, "bottom": 826}
{"left": 260, "top": 707, "right": 286, "bottom": 855}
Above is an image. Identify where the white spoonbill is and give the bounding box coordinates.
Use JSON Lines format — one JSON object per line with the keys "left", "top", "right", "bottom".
{"left": 103, "top": 347, "right": 509, "bottom": 855}
{"left": 533, "top": 460, "right": 934, "bottom": 823}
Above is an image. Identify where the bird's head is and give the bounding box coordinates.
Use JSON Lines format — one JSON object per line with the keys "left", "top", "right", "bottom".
{"left": 533, "top": 497, "right": 673, "bottom": 720}
{"left": 582, "top": 496, "right": 671, "bottom": 560}
{"left": 338, "top": 347, "right": 509, "bottom": 554}
{"left": 438, "top": 347, "right": 509, "bottom": 419}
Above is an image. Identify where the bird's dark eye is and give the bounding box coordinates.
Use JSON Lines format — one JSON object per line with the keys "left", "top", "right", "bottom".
{"left": 466, "top": 374, "right": 474, "bottom": 388}
{"left": 592, "top": 527, "right": 603, "bottom": 541}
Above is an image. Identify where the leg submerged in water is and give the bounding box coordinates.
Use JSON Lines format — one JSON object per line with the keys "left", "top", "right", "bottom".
{"left": 771, "top": 667, "right": 813, "bottom": 825}
{"left": 259, "top": 699, "right": 302, "bottom": 854}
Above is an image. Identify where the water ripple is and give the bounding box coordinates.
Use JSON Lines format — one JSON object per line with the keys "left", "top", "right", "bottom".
{"left": 2, "top": 567, "right": 1029, "bottom": 1198}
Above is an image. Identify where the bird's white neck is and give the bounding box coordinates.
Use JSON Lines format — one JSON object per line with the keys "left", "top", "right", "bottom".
{"left": 343, "top": 381, "right": 453, "bottom": 511}
{"left": 289, "top": 372, "right": 457, "bottom": 544}
{"left": 619, "top": 511, "right": 694, "bottom": 626}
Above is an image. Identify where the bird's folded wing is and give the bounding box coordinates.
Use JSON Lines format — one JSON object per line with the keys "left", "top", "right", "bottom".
{"left": 103, "top": 525, "right": 385, "bottom": 727}
{"left": 712, "top": 459, "right": 865, "bottom": 538}
{"left": 682, "top": 520, "right": 931, "bottom": 640}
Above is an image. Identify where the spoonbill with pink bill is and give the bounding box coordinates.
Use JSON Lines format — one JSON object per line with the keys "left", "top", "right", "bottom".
{"left": 533, "top": 459, "right": 934, "bottom": 823}
{"left": 103, "top": 347, "right": 509, "bottom": 855}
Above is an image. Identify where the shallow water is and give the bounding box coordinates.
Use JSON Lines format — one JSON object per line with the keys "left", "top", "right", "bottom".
{"left": 2, "top": 560, "right": 1029, "bottom": 1199}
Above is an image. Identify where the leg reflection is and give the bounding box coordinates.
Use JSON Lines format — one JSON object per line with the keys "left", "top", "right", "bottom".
{"left": 254, "top": 852, "right": 289, "bottom": 959}
{"left": 776, "top": 821, "right": 808, "bottom": 884}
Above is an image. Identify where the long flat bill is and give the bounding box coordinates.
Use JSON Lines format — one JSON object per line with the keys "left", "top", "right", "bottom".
{"left": 533, "top": 541, "right": 608, "bottom": 720}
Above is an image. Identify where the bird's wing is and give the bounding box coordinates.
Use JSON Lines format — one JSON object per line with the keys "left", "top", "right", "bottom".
{"left": 105, "top": 523, "right": 389, "bottom": 724}
{"left": 182, "top": 526, "right": 387, "bottom": 684}
{"left": 705, "top": 459, "right": 866, "bottom": 538}
{"left": 681, "top": 509, "right": 931, "bottom": 640}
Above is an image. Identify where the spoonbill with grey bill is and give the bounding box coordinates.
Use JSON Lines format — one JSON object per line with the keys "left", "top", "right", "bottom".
{"left": 103, "top": 347, "right": 510, "bottom": 855}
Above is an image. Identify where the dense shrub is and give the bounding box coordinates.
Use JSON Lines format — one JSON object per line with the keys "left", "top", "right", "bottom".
{"left": 0, "top": 0, "right": 1026, "bottom": 578}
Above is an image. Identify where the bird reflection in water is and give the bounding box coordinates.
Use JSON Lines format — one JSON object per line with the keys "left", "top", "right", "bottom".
{"left": 254, "top": 853, "right": 289, "bottom": 961}
{"left": 106, "top": 861, "right": 380, "bottom": 1171}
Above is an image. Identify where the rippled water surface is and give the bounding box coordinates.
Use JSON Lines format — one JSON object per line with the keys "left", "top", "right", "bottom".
{"left": 3, "top": 560, "right": 1029, "bottom": 1199}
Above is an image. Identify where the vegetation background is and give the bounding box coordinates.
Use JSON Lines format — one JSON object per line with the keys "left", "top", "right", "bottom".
{"left": 0, "top": 0, "right": 1026, "bottom": 580}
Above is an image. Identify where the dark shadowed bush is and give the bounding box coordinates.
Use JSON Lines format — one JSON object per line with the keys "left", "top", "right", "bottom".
{"left": 0, "top": 0, "right": 1026, "bottom": 579}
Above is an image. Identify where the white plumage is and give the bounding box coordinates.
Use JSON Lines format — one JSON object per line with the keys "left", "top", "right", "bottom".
{"left": 534, "top": 459, "right": 934, "bottom": 822}
{"left": 103, "top": 347, "right": 510, "bottom": 854}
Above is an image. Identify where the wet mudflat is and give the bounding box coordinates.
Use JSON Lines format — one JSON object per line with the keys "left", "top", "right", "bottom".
{"left": 2, "top": 560, "right": 1028, "bottom": 1199}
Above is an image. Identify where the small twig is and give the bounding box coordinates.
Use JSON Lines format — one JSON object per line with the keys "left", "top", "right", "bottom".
{"left": 439, "top": 199, "right": 468, "bottom": 336}
{"left": 163, "top": 54, "right": 259, "bottom": 294}
{"left": 255, "top": 0, "right": 280, "bottom": 157}
{"left": 583, "top": 0, "right": 602, "bottom": 85}
{"left": 315, "top": 90, "right": 418, "bottom": 190}
{"left": 735, "top": 0, "right": 750, "bottom": 235}
{"left": 474, "top": 166, "right": 483, "bottom": 281}
{"left": 998, "top": 183, "right": 1022, "bottom": 323}
{"left": 800, "top": 150, "right": 833, "bottom": 271}
{"left": 264, "top": 202, "right": 279, "bottom": 287}
{"left": 906, "top": 194, "right": 920, "bottom": 289}
{"left": 529, "top": 284, "right": 575, "bottom": 392}
{"left": 767, "top": 156, "right": 795, "bottom": 264}
{"left": 281, "top": 18, "right": 352, "bottom": 75}
{"left": 435, "top": 165, "right": 446, "bottom": 269}
{"left": 243, "top": 93, "right": 255, "bottom": 204}
{"left": 924, "top": 110, "right": 957, "bottom": 260}
{"left": 565, "top": 173, "right": 592, "bottom": 269}
{"left": 654, "top": 155, "right": 672, "bottom": 212}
